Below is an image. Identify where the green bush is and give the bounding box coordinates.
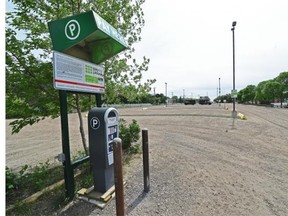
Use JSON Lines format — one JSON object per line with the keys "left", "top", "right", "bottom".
{"left": 6, "top": 160, "right": 63, "bottom": 196}
{"left": 128, "top": 143, "right": 141, "bottom": 154}
{"left": 24, "top": 161, "right": 51, "bottom": 192}
{"left": 6, "top": 165, "right": 28, "bottom": 191}
{"left": 119, "top": 119, "right": 140, "bottom": 150}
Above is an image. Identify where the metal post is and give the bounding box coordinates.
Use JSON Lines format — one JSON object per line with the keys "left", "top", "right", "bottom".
{"left": 59, "top": 90, "right": 75, "bottom": 199}
{"left": 165, "top": 82, "right": 168, "bottom": 106}
{"left": 183, "top": 89, "right": 185, "bottom": 101}
{"left": 112, "top": 138, "right": 125, "bottom": 216}
{"left": 153, "top": 87, "right": 156, "bottom": 105}
{"left": 232, "top": 21, "right": 237, "bottom": 117}
{"left": 95, "top": 93, "right": 102, "bottom": 107}
{"left": 142, "top": 129, "right": 150, "bottom": 193}
{"left": 219, "top": 78, "right": 221, "bottom": 106}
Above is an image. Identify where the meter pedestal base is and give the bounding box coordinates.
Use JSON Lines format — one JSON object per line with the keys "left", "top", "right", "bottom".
{"left": 77, "top": 185, "right": 114, "bottom": 209}
{"left": 93, "top": 166, "right": 114, "bottom": 193}
{"left": 77, "top": 181, "right": 126, "bottom": 209}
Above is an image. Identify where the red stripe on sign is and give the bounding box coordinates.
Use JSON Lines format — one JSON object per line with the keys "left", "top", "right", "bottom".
{"left": 55, "top": 79, "right": 105, "bottom": 89}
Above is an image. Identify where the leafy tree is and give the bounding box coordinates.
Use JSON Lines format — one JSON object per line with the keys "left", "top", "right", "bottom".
{"left": 154, "top": 93, "right": 166, "bottom": 104}
{"left": 275, "top": 71, "right": 288, "bottom": 104}
{"left": 225, "top": 94, "right": 233, "bottom": 103}
{"left": 172, "top": 95, "right": 178, "bottom": 103}
{"left": 275, "top": 71, "right": 288, "bottom": 88}
{"left": 238, "top": 71, "right": 288, "bottom": 106}
{"left": 6, "top": 0, "right": 155, "bottom": 153}
{"left": 262, "top": 80, "right": 283, "bottom": 103}
{"left": 242, "top": 85, "right": 256, "bottom": 104}
{"left": 237, "top": 89, "right": 244, "bottom": 103}
{"left": 178, "top": 96, "right": 183, "bottom": 103}
{"left": 255, "top": 80, "right": 270, "bottom": 104}
{"left": 214, "top": 94, "right": 232, "bottom": 103}
{"left": 138, "top": 93, "right": 154, "bottom": 104}
{"left": 223, "top": 94, "right": 232, "bottom": 103}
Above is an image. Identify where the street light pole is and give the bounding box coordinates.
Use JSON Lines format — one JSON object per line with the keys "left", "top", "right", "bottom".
{"left": 219, "top": 77, "right": 221, "bottom": 106}
{"left": 231, "top": 21, "right": 237, "bottom": 117}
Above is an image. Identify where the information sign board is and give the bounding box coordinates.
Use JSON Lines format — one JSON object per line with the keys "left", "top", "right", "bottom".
{"left": 53, "top": 51, "right": 105, "bottom": 94}
{"left": 231, "top": 89, "right": 237, "bottom": 98}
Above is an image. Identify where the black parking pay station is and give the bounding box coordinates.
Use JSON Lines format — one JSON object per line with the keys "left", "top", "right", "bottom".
{"left": 88, "top": 107, "right": 119, "bottom": 193}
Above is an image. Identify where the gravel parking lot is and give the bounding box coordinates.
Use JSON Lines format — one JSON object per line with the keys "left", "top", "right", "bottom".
{"left": 6, "top": 104, "right": 288, "bottom": 215}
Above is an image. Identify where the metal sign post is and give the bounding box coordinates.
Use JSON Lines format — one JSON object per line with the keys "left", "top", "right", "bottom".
{"left": 48, "top": 10, "right": 127, "bottom": 199}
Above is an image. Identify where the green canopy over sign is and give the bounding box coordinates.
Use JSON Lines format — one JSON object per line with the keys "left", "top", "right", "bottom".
{"left": 48, "top": 10, "right": 128, "bottom": 64}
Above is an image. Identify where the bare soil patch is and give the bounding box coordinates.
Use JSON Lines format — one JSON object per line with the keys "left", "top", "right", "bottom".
{"left": 6, "top": 104, "right": 288, "bottom": 215}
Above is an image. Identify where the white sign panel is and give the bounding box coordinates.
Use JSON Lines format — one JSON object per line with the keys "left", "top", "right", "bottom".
{"left": 231, "top": 89, "right": 237, "bottom": 98}
{"left": 53, "top": 51, "right": 105, "bottom": 93}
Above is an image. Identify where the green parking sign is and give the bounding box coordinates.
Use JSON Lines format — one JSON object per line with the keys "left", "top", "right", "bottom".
{"left": 48, "top": 10, "right": 128, "bottom": 64}
{"left": 65, "top": 20, "right": 81, "bottom": 40}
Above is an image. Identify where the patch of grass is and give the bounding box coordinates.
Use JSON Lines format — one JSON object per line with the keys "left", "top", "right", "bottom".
{"left": 6, "top": 161, "right": 63, "bottom": 207}
{"left": 6, "top": 184, "right": 69, "bottom": 216}
{"left": 6, "top": 162, "right": 91, "bottom": 215}
{"left": 6, "top": 138, "right": 141, "bottom": 215}
{"left": 8, "top": 201, "right": 31, "bottom": 215}
{"left": 74, "top": 163, "right": 94, "bottom": 191}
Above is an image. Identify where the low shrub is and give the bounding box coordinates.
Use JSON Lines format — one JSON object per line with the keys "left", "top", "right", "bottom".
{"left": 119, "top": 118, "right": 140, "bottom": 150}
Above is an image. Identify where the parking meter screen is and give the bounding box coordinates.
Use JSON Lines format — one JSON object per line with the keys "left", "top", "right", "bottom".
{"left": 108, "top": 126, "right": 117, "bottom": 153}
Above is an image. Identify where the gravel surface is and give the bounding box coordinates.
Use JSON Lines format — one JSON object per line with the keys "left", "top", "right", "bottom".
{"left": 6, "top": 104, "right": 288, "bottom": 215}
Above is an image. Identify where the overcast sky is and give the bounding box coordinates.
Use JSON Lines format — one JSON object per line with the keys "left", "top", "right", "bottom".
{"left": 133, "top": 0, "right": 288, "bottom": 99}
{"left": 4, "top": 1, "right": 288, "bottom": 100}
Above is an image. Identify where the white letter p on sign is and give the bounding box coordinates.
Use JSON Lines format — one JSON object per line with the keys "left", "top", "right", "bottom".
{"left": 90, "top": 117, "right": 100, "bottom": 130}
{"left": 69, "top": 24, "right": 76, "bottom": 36}
{"left": 65, "top": 19, "right": 80, "bottom": 40}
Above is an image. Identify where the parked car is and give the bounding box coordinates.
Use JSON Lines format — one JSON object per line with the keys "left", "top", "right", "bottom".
{"left": 184, "top": 99, "right": 196, "bottom": 105}
{"left": 199, "top": 96, "right": 212, "bottom": 105}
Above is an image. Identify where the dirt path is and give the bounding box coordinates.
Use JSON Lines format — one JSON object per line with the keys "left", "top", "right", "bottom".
{"left": 6, "top": 104, "right": 288, "bottom": 215}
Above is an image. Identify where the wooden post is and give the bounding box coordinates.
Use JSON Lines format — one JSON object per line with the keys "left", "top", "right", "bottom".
{"left": 112, "top": 138, "right": 125, "bottom": 216}
{"left": 142, "top": 129, "right": 150, "bottom": 193}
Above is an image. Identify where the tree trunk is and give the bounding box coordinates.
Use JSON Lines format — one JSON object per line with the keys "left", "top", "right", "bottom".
{"left": 75, "top": 94, "right": 88, "bottom": 155}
